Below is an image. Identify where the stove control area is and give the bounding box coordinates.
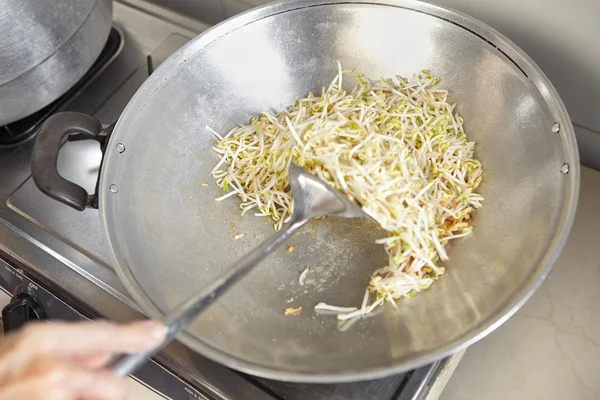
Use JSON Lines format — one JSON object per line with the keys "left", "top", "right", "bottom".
{"left": 2, "top": 292, "right": 47, "bottom": 332}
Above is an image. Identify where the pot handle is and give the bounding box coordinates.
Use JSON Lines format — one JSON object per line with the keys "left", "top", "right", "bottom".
{"left": 31, "top": 112, "right": 112, "bottom": 211}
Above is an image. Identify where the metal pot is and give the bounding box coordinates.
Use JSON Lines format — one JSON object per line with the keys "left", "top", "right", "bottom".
{"left": 30, "top": 0, "right": 579, "bottom": 382}
{"left": 0, "top": 0, "right": 112, "bottom": 126}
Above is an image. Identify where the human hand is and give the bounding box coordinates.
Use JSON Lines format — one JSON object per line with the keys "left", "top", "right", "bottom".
{"left": 0, "top": 320, "right": 165, "bottom": 400}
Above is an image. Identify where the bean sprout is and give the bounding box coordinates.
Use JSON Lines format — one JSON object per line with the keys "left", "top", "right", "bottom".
{"left": 210, "top": 64, "right": 483, "bottom": 317}
{"left": 299, "top": 266, "right": 310, "bottom": 286}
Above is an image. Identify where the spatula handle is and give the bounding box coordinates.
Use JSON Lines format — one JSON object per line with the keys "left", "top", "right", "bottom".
{"left": 110, "top": 217, "right": 307, "bottom": 377}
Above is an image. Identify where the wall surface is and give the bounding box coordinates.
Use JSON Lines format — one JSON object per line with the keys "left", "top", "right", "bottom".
{"left": 145, "top": 0, "right": 600, "bottom": 167}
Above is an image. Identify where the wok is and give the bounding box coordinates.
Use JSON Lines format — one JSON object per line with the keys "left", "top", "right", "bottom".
{"left": 31, "top": 0, "right": 579, "bottom": 382}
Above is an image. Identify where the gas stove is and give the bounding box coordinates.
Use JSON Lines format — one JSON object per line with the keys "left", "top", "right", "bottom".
{"left": 0, "top": 1, "right": 457, "bottom": 399}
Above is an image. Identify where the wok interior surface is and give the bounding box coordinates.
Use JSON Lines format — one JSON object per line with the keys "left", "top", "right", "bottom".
{"left": 100, "top": 0, "right": 578, "bottom": 381}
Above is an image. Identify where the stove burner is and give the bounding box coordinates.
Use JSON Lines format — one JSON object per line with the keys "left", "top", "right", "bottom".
{"left": 0, "top": 27, "right": 124, "bottom": 148}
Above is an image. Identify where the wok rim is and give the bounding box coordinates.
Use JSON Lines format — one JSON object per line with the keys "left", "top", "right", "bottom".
{"left": 99, "top": 0, "right": 580, "bottom": 382}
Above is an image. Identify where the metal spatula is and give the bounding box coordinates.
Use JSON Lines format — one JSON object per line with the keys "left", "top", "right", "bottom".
{"left": 111, "top": 163, "right": 365, "bottom": 376}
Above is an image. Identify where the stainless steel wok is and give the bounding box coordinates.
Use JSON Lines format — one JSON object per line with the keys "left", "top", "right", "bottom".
{"left": 31, "top": 0, "right": 579, "bottom": 382}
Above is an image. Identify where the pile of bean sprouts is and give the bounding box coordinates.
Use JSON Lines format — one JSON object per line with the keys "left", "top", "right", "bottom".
{"left": 209, "top": 62, "right": 483, "bottom": 319}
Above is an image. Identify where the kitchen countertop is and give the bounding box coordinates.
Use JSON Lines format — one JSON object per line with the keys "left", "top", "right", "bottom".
{"left": 439, "top": 165, "right": 600, "bottom": 400}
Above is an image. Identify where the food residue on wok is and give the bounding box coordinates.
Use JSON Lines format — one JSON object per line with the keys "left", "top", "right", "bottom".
{"left": 284, "top": 306, "right": 303, "bottom": 316}
{"left": 299, "top": 266, "right": 310, "bottom": 286}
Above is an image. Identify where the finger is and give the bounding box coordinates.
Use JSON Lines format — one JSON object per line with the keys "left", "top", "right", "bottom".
{"left": 77, "top": 352, "right": 113, "bottom": 369}
{"left": 0, "top": 359, "right": 128, "bottom": 400}
{"left": 15, "top": 320, "right": 165, "bottom": 358}
{"left": 0, "top": 331, "right": 26, "bottom": 375}
{"left": 74, "top": 370, "right": 129, "bottom": 400}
